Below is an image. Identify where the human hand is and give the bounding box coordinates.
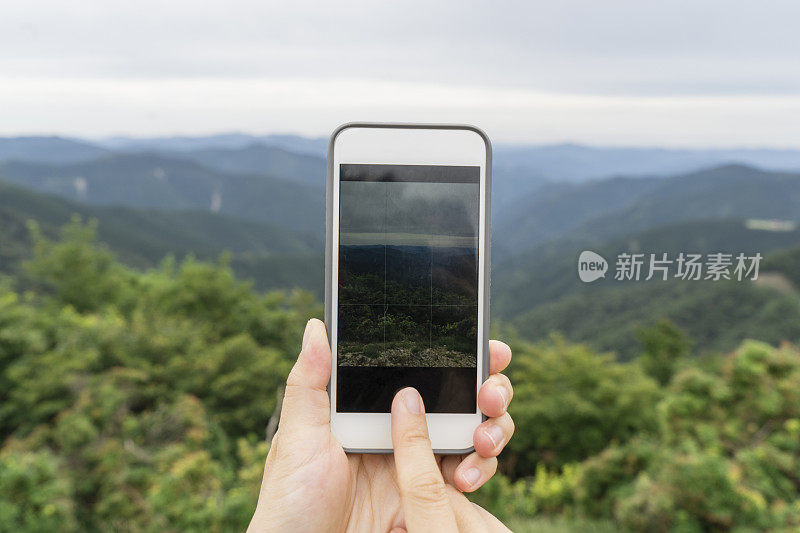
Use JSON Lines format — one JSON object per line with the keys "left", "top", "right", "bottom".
{"left": 390, "top": 386, "right": 511, "bottom": 532}
{"left": 248, "top": 318, "right": 514, "bottom": 532}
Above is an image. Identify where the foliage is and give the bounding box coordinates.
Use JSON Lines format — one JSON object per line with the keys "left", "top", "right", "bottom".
{"left": 505, "top": 335, "right": 661, "bottom": 473}
{"left": 0, "top": 220, "right": 315, "bottom": 531}
{"left": 762, "top": 245, "right": 800, "bottom": 289}
{"left": 477, "top": 339, "right": 800, "bottom": 532}
{"left": 505, "top": 515, "right": 618, "bottom": 533}
{"left": 0, "top": 449, "right": 77, "bottom": 532}
{"left": 24, "top": 218, "right": 134, "bottom": 313}
{"left": 3, "top": 219, "right": 800, "bottom": 532}
{"left": 636, "top": 319, "right": 691, "bottom": 385}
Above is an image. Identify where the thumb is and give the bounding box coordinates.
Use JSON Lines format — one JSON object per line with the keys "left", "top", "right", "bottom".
{"left": 277, "top": 318, "right": 332, "bottom": 435}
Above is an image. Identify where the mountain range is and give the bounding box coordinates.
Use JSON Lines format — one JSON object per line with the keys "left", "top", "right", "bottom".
{"left": 4, "top": 135, "right": 800, "bottom": 211}
{"left": 1, "top": 133, "right": 799, "bottom": 359}
{"left": 494, "top": 164, "right": 800, "bottom": 256}
{"left": 0, "top": 137, "right": 108, "bottom": 164}
{"left": 0, "top": 179, "right": 321, "bottom": 293}
{"left": 0, "top": 153, "right": 324, "bottom": 237}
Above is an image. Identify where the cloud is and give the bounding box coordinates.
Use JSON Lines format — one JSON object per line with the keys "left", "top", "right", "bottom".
{"left": 0, "top": 0, "right": 798, "bottom": 141}
{"left": 1, "top": 76, "right": 799, "bottom": 145}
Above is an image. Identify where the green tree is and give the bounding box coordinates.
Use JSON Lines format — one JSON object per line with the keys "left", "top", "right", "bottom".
{"left": 636, "top": 319, "right": 691, "bottom": 386}
{"left": 23, "top": 217, "right": 135, "bottom": 313}
{"left": 506, "top": 335, "right": 660, "bottom": 474}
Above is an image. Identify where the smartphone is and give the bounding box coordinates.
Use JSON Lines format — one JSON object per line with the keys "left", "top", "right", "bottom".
{"left": 325, "top": 123, "right": 491, "bottom": 453}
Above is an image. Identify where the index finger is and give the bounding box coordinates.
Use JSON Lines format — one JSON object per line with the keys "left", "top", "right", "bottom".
{"left": 391, "top": 388, "right": 458, "bottom": 533}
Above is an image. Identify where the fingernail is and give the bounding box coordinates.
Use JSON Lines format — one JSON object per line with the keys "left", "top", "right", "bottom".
{"left": 402, "top": 388, "right": 424, "bottom": 414}
{"left": 484, "top": 424, "right": 504, "bottom": 451}
{"left": 496, "top": 385, "right": 509, "bottom": 412}
{"left": 462, "top": 467, "right": 481, "bottom": 488}
{"left": 301, "top": 319, "right": 313, "bottom": 352}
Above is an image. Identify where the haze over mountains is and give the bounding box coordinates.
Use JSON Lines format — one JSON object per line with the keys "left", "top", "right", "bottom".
{"left": 493, "top": 164, "right": 800, "bottom": 256}
{"left": 1, "top": 133, "right": 799, "bottom": 357}
{"left": 4, "top": 134, "right": 800, "bottom": 211}
{"left": 0, "top": 179, "right": 321, "bottom": 292}
{"left": 0, "top": 137, "right": 109, "bottom": 164}
{"left": 98, "top": 133, "right": 328, "bottom": 157}
{"left": 0, "top": 153, "right": 324, "bottom": 237}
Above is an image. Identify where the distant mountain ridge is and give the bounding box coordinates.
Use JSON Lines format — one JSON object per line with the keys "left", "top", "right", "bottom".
{"left": 0, "top": 179, "right": 321, "bottom": 293}
{"left": 493, "top": 176, "right": 661, "bottom": 256}
{"left": 0, "top": 136, "right": 108, "bottom": 164}
{"left": 493, "top": 164, "right": 800, "bottom": 319}
{"left": 495, "top": 164, "right": 800, "bottom": 256}
{"left": 572, "top": 164, "right": 800, "bottom": 243}
{"left": 493, "top": 217, "right": 800, "bottom": 359}
{"left": 96, "top": 133, "right": 328, "bottom": 156}
{"left": 95, "top": 136, "right": 327, "bottom": 187}
{"left": 4, "top": 134, "right": 800, "bottom": 194}
{"left": 0, "top": 153, "right": 325, "bottom": 237}
{"left": 177, "top": 144, "right": 325, "bottom": 187}
{"left": 2, "top": 134, "right": 800, "bottom": 359}
{"left": 494, "top": 142, "right": 800, "bottom": 183}
{"left": 98, "top": 134, "right": 800, "bottom": 178}
{"left": 493, "top": 217, "right": 800, "bottom": 320}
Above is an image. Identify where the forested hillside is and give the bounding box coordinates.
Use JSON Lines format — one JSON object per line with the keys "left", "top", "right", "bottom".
{"left": 0, "top": 180, "right": 321, "bottom": 293}
{"left": 494, "top": 218, "right": 800, "bottom": 315}
{"left": 511, "top": 275, "right": 800, "bottom": 359}
{"left": 176, "top": 144, "right": 325, "bottom": 186}
{"left": 0, "top": 154, "right": 325, "bottom": 236}
{"left": 494, "top": 165, "right": 800, "bottom": 255}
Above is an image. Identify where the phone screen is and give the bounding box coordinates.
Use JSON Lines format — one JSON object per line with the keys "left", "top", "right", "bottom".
{"left": 337, "top": 164, "right": 479, "bottom": 413}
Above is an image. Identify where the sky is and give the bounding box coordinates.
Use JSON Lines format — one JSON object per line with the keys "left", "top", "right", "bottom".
{"left": 1, "top": 0, "right": 799, "bottom": 146}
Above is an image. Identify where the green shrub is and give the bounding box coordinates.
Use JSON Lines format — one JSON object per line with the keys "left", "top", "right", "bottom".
{"left": 0, "top": 450, "right": 77, "bottom": 532}
{"left": 506, "top": 335, "right": 661, "bottom": 473}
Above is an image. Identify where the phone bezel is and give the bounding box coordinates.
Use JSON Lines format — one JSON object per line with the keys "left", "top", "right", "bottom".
{"left": 326, "top": 123, "right": 491, "bottom": 453}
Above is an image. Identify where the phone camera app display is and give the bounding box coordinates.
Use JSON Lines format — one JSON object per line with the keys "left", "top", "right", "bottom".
{"left": 337, "top": 164, "right": 480, "bottom": 413}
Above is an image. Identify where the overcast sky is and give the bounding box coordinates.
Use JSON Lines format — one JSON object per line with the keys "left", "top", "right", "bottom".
{"left": 1, "top": 0, "right": 799, "bottom": 146}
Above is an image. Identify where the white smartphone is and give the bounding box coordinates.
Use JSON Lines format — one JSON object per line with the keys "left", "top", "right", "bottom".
{"left": 325, "top": 123, "right": 491, "bottom": 453}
